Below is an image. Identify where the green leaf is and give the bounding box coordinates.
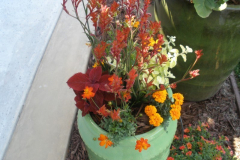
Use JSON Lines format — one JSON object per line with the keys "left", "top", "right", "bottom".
{"left": 193, "top": 0, "right": 212, "bottom": 18}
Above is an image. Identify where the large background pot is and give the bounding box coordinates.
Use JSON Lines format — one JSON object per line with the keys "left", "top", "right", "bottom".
{"left": 154, "top": 0, "right": 240, "bottom": 101}
{"left": 77, "top": 111, "right": 177, "bottom": 160}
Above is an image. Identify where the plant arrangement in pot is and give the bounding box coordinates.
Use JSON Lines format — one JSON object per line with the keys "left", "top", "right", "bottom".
{"left": 63, "top": 0, "right": 201, "bottom": 159}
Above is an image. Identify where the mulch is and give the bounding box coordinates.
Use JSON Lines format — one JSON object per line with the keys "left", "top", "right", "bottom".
{"left": 65, "top": 74, "right": 240, "bottom": 160}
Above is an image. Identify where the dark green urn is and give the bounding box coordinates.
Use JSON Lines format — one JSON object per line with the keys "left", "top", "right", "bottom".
{"left": 154, "top": 0, "right": 240, "bottom": 101}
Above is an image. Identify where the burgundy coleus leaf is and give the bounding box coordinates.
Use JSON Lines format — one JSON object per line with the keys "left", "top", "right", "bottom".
{"left": 67, "top": 67, "right": 103, "bottom": 92}
{"left": 89, "top": 66, "right": 102, "bottom": 83}
{"left": 67, "top": 72, "right": 90, "bottom": 91}
{"left": 76, "top": 99, "right": 91, "bottom": 116}
{"left": 102, "top": 91, "right": 115, "bottom": 101}
{"left": 99, "top": 74, "right": 112, "bottom": 92}
{"left": 89, "top": 90, "right": 104, "bottom": 113}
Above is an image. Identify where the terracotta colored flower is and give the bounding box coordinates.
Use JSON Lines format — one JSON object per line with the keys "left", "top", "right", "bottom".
{"left": 183, "top": 134, "right": 190, "bottom": 139}
{"left": 184, "top": 128, "right": 190, "bottom": 133}
{"left": 195, "top": 49, "right": 203, "bottom": 59}
{"left": 174, "top": 135, "right": 179, "bottom": 140}
{"left": 110, "top": 108, "right": 121, "bottom": 121}
{"left": 170, "top": 83, "right": 177, "bottom": 89}
{"left": 152, "top": 90, "right": 167, "bottom": 103}
{"left": 225, "top": 136, "right": 229, "bottom": 141}
{"left": 144, "top": 105, "right": 157, "bottom": 116}
{"left": 97, "top": 105, "right": 109, "bottom": 117}
{"left": 170, "top": 146, "right": 176, "bottom": 150}
{"left": 82, "top": 86, "right": 95, "bottom": 99}
{"left": 179, "top": 145, "right": 185, "bottom": 150}
{"left": 170, "top": 108, "right": 180, "bottom": 120}
{"left": 135, "top": 138, "right": 151, "bottom": 152}
{"left": 170, "top": 104, "right": 181, "bottom": 111}
{"left": 172, "top": 93, "right": 184, "bottom": 105}
{"left": 189, "top": 69, "right": 200, "bottom": 78}
{"left": 186, "top": 142, "right": 192, "bottom": 149}
{"left": 215, "top": 156, "right": 223, "bottom": 160}
{"left": 98, "top": 134, "right": 113, "bottom": 148}
{"left": 197, "top": 125, "right": 201, "bottom": 131}
{"left": 186, "top": 151, "right": 192, "bottom": 156}
{"left": 167, "top": 157, "right": 174, "bottom": 160}
{"left": 149, "top": 113, "right": 163, "bottom": 127}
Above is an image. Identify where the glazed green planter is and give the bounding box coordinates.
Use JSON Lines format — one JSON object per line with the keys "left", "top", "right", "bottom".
{"left": 154, "top": 0, "right": 240, "bottom": 101}
{"left": 77, "top": 112, "right": 177, "bottom": 160}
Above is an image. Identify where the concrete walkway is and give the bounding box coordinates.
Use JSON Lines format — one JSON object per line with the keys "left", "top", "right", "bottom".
{"left": 2, "top": 1, "right": 90, "bottom": 160}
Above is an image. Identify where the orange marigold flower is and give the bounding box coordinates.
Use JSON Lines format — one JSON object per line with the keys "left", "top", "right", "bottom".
{"left": 173, "top": 93, "right": 184, "bottom": 105}
{"left": 170, "top": 104, "right": 181, "bottom": 111}
{"left": 98, "top": 134, "right": 113, "bottom": 148}
{"left": 149, "top": 113, "right": 163, "bottom": 127}
{"left": 174, "top": 135, "right": 179, "bottom": 140}
{"left": 144, "top": 105, "right": 157, "bottom": 116}
{"left": 170, "top": 108, "right": 180, "bottom": 120}
{"left": 186, "top": 151, "right": 192, "bottom": 156}
{"left": 184, "top": 128, "right": 190, "bottom": 133}
{"left": 152, "top": 90, "right": 167, "bottom": 103}
{"left": 82, "top": 86, "right": 95, "bottom": 99}
{"left": 167, "top": 157, "right": 174, "bottom": 160}
{"left": 133, "top": 21, "right": 140, "bottom": 28}
{"left": 186, "top": 142, "right": 192, "bottom": 149}
{"left": 179, "top": 145, "right": 185, "bottom": 150}
{"left": 135, "top": 138, "right": 151, "bottom": 152}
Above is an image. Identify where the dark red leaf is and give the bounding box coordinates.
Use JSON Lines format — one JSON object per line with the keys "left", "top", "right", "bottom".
{"left": 103, "top": 91, "right": 115, "bottom": 101}
{"left": 99, "top": 74, "right": 112, "bottom": 91}
{"left": 67, "top": 73, "right": 90, "bottom": 91}
{"left": 76, "top": 100, "right": 91, "bottom": 116}
{"left": 89, "top": 67, "right": 102, "bottom": 83}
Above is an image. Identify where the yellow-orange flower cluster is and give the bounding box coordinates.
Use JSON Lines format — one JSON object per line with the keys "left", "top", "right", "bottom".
{"left": 169, "top": 93, "right": 184, "bottom": 121}
{"left": 170, "top": 108, "right": 180, "bottom": 120}
{"left": 144, "top": 105, "right": 157, "bottom": 116}
{"left": 144, "top": 105, "right": 163, "bottom": 127}
{"left": 149, "top": 113, "right": 163, "bottom": 126}
{"left": 173, "top": 93, "right": 184, "bottom": 105}
{"left": 152, "top": 90, "right": 167, "bottom": 103}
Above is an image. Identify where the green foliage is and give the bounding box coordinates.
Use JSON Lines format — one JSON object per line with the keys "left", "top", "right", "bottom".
{"left": 193, "top": 0, "right": 228, "bottom": 18}
{"left": 100, "top": 107, "right": 137, "bottom": 145}
{"left": 168, "top": 122, "right": 235, "bottom": 160}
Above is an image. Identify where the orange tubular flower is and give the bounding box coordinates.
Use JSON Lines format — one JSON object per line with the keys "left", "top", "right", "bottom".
{"left": 98, "top": 134, "right": 113, "bottom": 148}
{"left": 82, "top": 86, "right": 95, "bottom": 99}
{"left": 144, "top": 105, "right": 157, "bottom": 116}
{"left": 135, "top": 138, "right": 150, "bottom": 152}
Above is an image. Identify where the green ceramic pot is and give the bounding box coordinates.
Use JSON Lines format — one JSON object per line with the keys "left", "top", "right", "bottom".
{"left": 154, "top": 0, "right": 240, "bottom": 101}
{"left": 77, "top": 111, "right": 177, "bottom": 160}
